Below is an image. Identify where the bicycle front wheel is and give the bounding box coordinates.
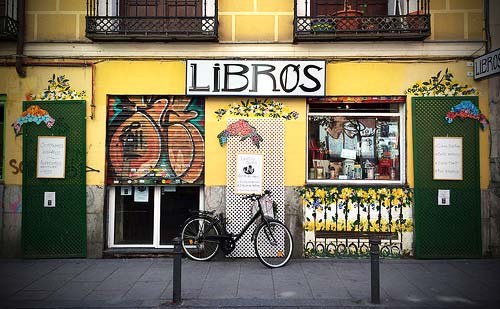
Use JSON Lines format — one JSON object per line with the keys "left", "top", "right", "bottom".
{"left": 254, "top": 220, "right": 293, "bottom": 268}
{"left": 181, "top": 217, "right": 220, "bottom": 261}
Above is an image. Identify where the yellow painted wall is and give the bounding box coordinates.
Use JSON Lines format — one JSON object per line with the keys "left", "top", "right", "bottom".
{"left": 204, "top": 61, "right": 489, "bottom": 189}
{"left": 1, "top": 60, "right": 489, "bottom": 190}
{"left": 205, "top": 97, "right": 306, "bottom": 187}
{"left": 92, "top": 60, "right": 186, "bottom": 185}
{"left": 219, "top": 0, "right": 294, "bottom": 42}
{"left": 0, "top": 65, "right": 92, "bottom": 185}
{"left": 325, "top": 61, "right": 489, "bottom": 189}
{"left": 23, "top": 0, "right": 484, "bottom": 43}
{"left": 430, "top": 0, "right": 484, "bottom": 40}
{"left": 26, "top": 0, "right": 87, "bottom": 42}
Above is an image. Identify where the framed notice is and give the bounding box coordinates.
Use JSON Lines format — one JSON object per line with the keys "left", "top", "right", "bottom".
{"left": 235, "top": 153, "right": 264, "bottom": 194}
{"left": 37, "top": 136, "right": 66, "bottom": 178}
{"left": 433, "top": 137, "right": 463, "bottom": 180}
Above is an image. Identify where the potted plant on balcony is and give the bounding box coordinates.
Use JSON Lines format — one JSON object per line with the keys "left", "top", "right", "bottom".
{"left": 332, "top": 0, "right": 363, "bottom": 31}
{"left": 310, "top": 0, "right": 366, "bottom": 33}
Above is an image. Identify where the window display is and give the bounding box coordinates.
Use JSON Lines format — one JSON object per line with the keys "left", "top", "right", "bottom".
{"left": 307, "top": 101, "right": 404, "bottom": 183}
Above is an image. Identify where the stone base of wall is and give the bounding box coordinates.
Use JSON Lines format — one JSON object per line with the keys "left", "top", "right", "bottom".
{"left": 86, "top": 186, "right": 105, "bottom": 258}
{"left": 2, "top": 184, "right": 497, "bottom": 258}
{"left": 0, "top": 185, "right": 105, "bottom": 258}
{"left": 482, "top": 188, "right": 500, "bottom": 257}
{"left": 0, "top": 185, "right": 22, "bottom": 258}
{"left": 204, "top": 185, "right": 304, "bottom": 258}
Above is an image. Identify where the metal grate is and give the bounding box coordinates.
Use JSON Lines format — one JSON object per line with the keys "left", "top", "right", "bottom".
{"left": 0, "top": 0, "right": 19, "bottom": 40}
{"left": 226, "top": 118, "right": 285, "bottom": 258}
{"left": 412, "top": 97, "right": 481, "bottom": 258}
{"left": 0, "top": 16, "right": 17, "bottom": 40}
{"left": 106, "top": 96, "right": 205, "bottom": 185}
{"left": 22, "top": 101, "right": 86, "bottom": 258}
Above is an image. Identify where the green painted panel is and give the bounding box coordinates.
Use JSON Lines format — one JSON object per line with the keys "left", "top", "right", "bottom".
{"left": 22, "top": 101, "right": 86, "bottom": 258}
{"left": 412, "top": 96, "right": 481, "bottom": 258}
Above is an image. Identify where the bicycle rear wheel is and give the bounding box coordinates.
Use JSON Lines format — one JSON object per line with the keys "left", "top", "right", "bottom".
{"left": 254, "top": 220, "right": 293, "bottom": 268}
{"left": 181, "top": 217, "right": 220, "bottom": 261}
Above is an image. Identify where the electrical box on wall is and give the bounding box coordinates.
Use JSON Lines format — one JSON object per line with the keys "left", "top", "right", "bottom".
{"left": 437, "top": 189, "right": 450, "bottom": 206}
{"left": 44, "top": 192, "right": 56, "bottom": 208}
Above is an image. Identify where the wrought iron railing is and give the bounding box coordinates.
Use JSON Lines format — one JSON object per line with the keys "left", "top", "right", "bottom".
{"left": 294, "top": 0, "right": 430, "bottom": 41}
{"left": 86, "top": 0, "right": 218, "bottom": 41}
{"left": 0, "top": 0, "right": 18, "bottom": 40}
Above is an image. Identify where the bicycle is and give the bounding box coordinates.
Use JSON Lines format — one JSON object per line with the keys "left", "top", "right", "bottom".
{"left": 180, "top": 190, "right": 294, "bottom": 268}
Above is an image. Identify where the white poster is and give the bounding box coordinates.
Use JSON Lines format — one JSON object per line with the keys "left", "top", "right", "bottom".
{"left": 235, "top": 153, "right": 264, "bottom": 194}
{"left": 121, "top": 186, "right": 132, "bottom": 196}
{"left": 438, "top": 189, "right": 451, "bottom": 206}
{"left": 37, "top": 136, "right": 66, "bottom": 178}
{"left": 44, "top": 192, "right": 56, "bottom": 208}
{"left": 134, "top": 186, "right": 149, "bottom": 202}
{"left": 433, "top": 137, "right": 463, "bottom": 180}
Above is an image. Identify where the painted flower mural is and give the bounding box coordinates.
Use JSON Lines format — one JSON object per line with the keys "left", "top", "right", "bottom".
{"left": 29, "top": 74, "right": 87, "bottom": 101}
{"left": 214, "top": 98, "right": 299, "bottom": 121}
{"left": 299, "top": 186, "right": 413, "bottom": 257}
{"left": 405, "top": 69, "right": 478, "bottom": 96}
{"left": 445, "top": 100, "right": 489, "bottom": 130}
{"left": 12, "top": 105, "right": 55, "bottom": 136}
{"left": 217, "top": 119, "right": 263, "bottom": 148}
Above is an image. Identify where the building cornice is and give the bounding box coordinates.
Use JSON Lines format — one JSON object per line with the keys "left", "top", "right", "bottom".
{"left": 0, "top": 41, "right": 486, "bottom": 60}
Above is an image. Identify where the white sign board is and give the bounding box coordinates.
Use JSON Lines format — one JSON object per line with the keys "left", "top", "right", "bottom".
{"left": 37, "top": 136, "right": 66, "bottom": 178}
{"left": 44, "top": 192, "right": 56, "bottom": 208}
{"left": 433, "top": 137, "right": 463, "bottom": 180}
{"left": 186, "top": 59, "right": 326, "bottom": 96}
{"left": 235, "top": 153, "right": 264, "bottom": 194}
{"left": 474, "top": 48, "right": 500, "bottom": 80}
{"left": 437, "top": 189, "right": 450, "bottom": 206}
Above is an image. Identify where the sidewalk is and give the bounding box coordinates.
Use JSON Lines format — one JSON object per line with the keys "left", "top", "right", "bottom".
{"left": 1, "top": 256, "right": 499, "bottom": 308}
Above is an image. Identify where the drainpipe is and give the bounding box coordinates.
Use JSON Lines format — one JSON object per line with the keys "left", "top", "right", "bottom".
{"left": 484, "top": 0, "right": 491, "bottom": 52}
{"left": 15, "top": 0, "right": 26, "bottom": 77}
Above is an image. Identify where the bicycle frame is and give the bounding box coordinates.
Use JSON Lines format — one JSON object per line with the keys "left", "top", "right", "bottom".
{"left": 201, "top": 197, "right": 271, "bottom": 244}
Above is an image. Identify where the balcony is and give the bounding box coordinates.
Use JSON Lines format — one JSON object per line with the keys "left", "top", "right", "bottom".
{"left": 86, "top": 0, "right": 217, "bottom": 41}
{"left": 0, "top": 0, "right": 18, "bottom": 40}
{"left": 294, "top": 0, "right": 430, "bottom": 41}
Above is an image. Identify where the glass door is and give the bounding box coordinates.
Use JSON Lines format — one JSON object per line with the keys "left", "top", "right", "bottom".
{"left": 159, "top": 186, "right": 199, "bottom": 245}
{"left": 108, "top": 186, "right": 201, "bottom": 248}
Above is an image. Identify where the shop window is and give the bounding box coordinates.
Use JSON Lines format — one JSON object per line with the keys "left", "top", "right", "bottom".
{"left": 108, "top": 186, "right": 199, "bottom": 247}
{"left": 307, "top": 98, "right": 405, "bottom": 184}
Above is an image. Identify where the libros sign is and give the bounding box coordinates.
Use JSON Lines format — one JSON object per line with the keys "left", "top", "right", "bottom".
{"left": 186, "top": 59, "right": 326, "bottom": 96}
{"left": 474, "top": 48, "right": 500, "bottom": 80}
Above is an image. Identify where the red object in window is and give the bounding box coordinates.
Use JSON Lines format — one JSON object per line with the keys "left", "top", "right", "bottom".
{"left": 309, "top": 140, "right": 323, "bottom": 160}
{"left": 379, "top": 158, "right": 392, "bottom": 176}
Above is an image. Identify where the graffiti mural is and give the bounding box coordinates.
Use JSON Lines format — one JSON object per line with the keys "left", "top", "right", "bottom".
{"left": 107, "top": 96, "right": 205, "bottom": 185}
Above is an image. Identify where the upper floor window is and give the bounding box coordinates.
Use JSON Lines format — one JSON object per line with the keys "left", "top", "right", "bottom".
{"left": 86, "top": 0, "right": 217, "bottom": 41}
{"left": 294, "top": 0, "right": 430, "bottom": 41}
{"left": 0, "top": 0, "right": 18, "bottom": 40}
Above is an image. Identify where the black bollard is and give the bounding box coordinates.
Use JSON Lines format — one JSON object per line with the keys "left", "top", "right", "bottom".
{"left": 172, "top": 237, "right": 182, "bottom": 304}
{"left": 369, "top": 238, "right": 381, "bottom": 304}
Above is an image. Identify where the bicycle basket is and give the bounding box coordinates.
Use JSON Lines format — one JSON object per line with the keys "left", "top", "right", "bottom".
{"left": 252, "top": 195, "right": 275, "bottom": 219}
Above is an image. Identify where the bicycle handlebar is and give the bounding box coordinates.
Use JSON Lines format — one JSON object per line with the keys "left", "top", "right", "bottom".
{"left": 242, "top": 190, "right": 272, "bottom": 200}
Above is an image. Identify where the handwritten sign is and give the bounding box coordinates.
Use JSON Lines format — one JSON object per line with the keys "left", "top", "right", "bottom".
{"left": 433, "top": 137, "right": 463, "bottom": 180}
{"left": 235, "top": 153, "right": 263, "bottom": 194}
{"left": 37, "top": 136, "right": 66, "bottom": 178}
